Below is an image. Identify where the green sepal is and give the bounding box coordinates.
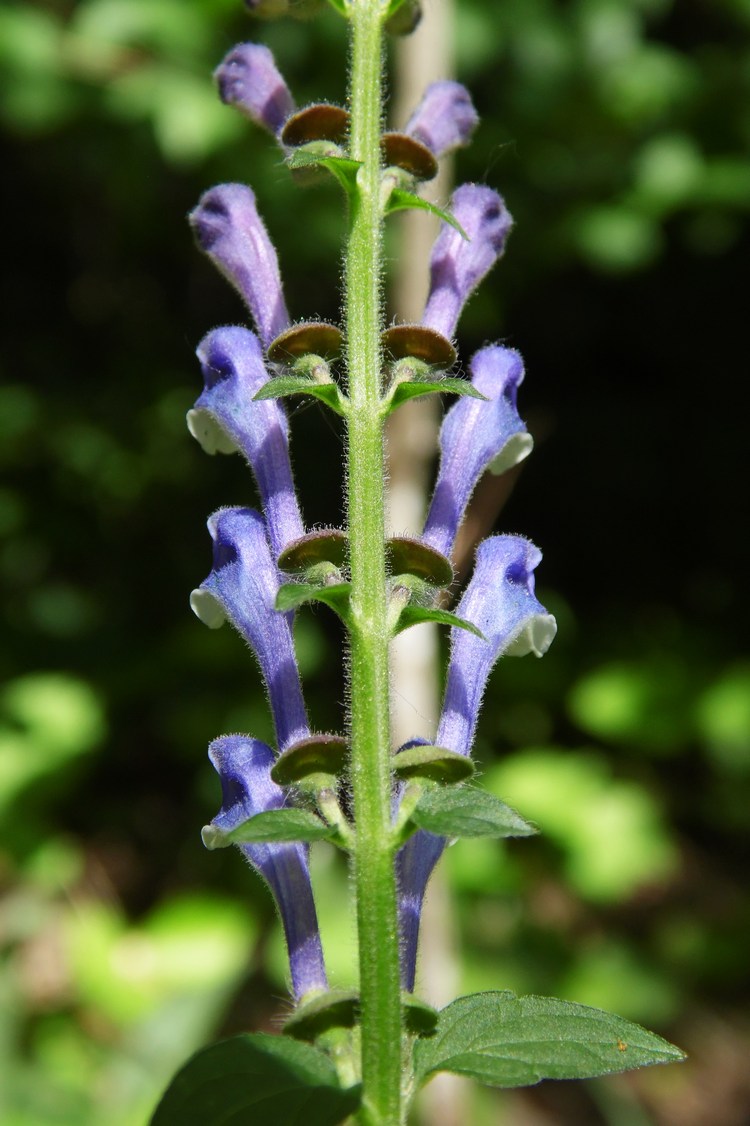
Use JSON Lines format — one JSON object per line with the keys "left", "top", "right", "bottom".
{"left": 271, "top": 735, "right": 348, "bottom": 786}
{"left": 285, "top": 989, "right": 359, "bottom": 1040}
{"left": 385, "top": 189, "right": 468, "bottom": 238}
{"left": 149, "top": 1031, "right": 361, "bottom": 1126}
{"left": 286, "top": 150, "right": 361, "bottom": 197}
{"left": 387, "top": 536, "right": 453, "bottom": 587}
{"left": 393, "top": 745, "right": 475, "bottom": 785}
{"left": 278, "top": 529, "right": 348, "bottom": 573}
{"left": 276, "top": 581, "right": 352, "bottom": 627}
{"left": 413, "top": 992, "right": 686, "bottom": 1090}
{"left": 254, "top": 375, "right": 349, "bottom": 417}
{"left": 284, "top": 990, "right": 439, "bottom": 1042}
{"left": 384, "top": 0, "right": 421, "bottom": 35}
{"left": 410, "top": 787, "right": 537, "bottom": 838}
{"left": 393, "top": 605, "right": 484, "bottom": 639}
{"left": 201, "top": 808, "right": 334, "bottom": 849}
{"left": 385, "top": 376, "right": 487, "bottom": 412}
{"left": 404, "top": 994, "right": 439, "bottom": 1036}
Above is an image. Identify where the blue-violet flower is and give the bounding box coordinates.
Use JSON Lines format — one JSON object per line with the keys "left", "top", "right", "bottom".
{"left": 205, "top": 734, "right": 327, "bottom": 1000}
{"left": 421, "top": 346, "right": 533, "bottom": 560}
{"left": 397, "top": 536, "right": 556, "bottom": 990}
{"left": 188, "top": 326, "right": 304, "bottom": 558}
{"left": 190, "top": 506, "right": 308, "bottom": 752}
{"left": 190, "top": 183, "right": 290, "bottom": 350}
{"left": 422, "top": 184, "right": 513, "bottom": 340}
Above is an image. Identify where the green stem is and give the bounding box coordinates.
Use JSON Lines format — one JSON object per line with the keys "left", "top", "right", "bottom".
{"left": 345, "top": 2, "right": 403, "bottom": 1123}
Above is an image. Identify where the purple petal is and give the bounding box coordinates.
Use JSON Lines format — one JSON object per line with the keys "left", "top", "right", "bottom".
{"left": 421, "top": 184, "right": 513, "bottom": 339}
{"left": 188, "top": 327, "right": 304, "bottom": 558}
{"left": 189, "top": 183, "right": 290, "bottom": 349}
{"left": 215, "top": 43, "right": 295, "bottom": 136}
{"left": 437, "top": 535, "right": 557, "bottom": 757}
{"left": 422, "top": 346, "right": 533, "bottom": 559}
{"left": 207, "top": 735, "right": 327, "bottom": 999}
{"left": 405, "top": 81, "right": 478, "bottom": 158}
{"left": 190, "top": 507, "right": 308, "bottom": 751}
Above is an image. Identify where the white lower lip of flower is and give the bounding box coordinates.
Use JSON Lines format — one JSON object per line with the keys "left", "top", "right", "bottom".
{"left": 505, "top": 613, "right": 558, "bottom": 658}
{"left": 489, "top": 432, "right": 534, "bottom": 476}
{"left": 190, "top": 589, "right": 227, "bottom": 629}
{"left": 186, "top": 408, "right": 238, "bottom": 455}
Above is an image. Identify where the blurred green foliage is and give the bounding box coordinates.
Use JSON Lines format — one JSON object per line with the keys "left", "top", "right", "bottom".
{"left": 1, "top": 0, "right": 749, "bottom": 1122}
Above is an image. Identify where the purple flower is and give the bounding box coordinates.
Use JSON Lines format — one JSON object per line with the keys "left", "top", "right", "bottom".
{"left": 215, "top": 43, "right": 295, "bottom": 136}
{"left": 189, "top": 183, "right": 290, "bottom": 349}
{"left": 191, "top": 507, "right": 308, "bottom": 752}
{"left": 188, "top": 327, "right": 304, "bottom": 558}
{"left": 404, "top": 81, "right": 478, "bottom": 158}
{"left": 206, "top": 735, "right": 327, "bottom": 999}
{"left": 421, "top": 346, "right": 533, "bottom": 560}
{"left": 422, "top": 184, "right": 513, "bottom": 340}
{"left": 397, "top": 536, "right": 556, "bottom": 990}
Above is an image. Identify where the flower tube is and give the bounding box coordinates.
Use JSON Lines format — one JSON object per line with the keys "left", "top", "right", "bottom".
{"left": 191, "top": 506, "right": 308, "bottom": 752}
{"left": 188, "top": 326, "right": 304, "bottom": 558}
{"left": 206, "top": 735, "right": 327, "bottom": 999}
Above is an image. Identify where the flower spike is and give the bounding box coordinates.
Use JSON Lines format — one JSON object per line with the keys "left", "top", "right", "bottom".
{"left": 215, "top": 43, "right": 295, "bottom": 136}
{"left": 191, "top": 507, "right": 308, "bottom": 752}
{"left": 397, "top": 537, "right": 556, "bottom": 990}
{"left": 207, "top": 735, "right": 327, "bottom": 999}
{"left": 189, "top": 183, "right": 290, "bottom": 349}
{"left": 404, "top": 81, "right": 478, "bottom": 159}
{"left": 422, "top": 346, "right": 533, "bottom": 560}
{"left": 188, "top": 327, "right": 304, "bottom": 558}
{"left": 422, "top": 184, "right": 513, "bottom": 340}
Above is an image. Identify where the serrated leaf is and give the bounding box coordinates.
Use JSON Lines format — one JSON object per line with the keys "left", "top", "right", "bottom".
{"left": 410, "top": 787, "right": 536, "bottom": 838}
{"left": 394, "top": 606, "right": 484, "bottom": 639}
{"left": 286, "top": 150, "right": 361, "bottom": 197}
{"left": 414, "top": 992, "right": 686, "bottom": 1090}
{"left": 150, "top": 1032, "right": 361, "bottom": 1125}
{"left": 276, "top": 581, "right": 352, "bottom": 626}
{"left": 254, "top": 376, "right": 349, "bottom": 416}
{"left": 202, "top": 809, "right": 333, "bottom": 849}
{"left": 387, "top": 377, "right": 487, "bottom": 411}
{"left": 385, "top": 190, "right": 468, "bottom": 238}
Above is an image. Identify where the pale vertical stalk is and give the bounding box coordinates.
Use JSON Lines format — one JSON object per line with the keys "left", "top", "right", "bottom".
{"left": 387, "top": 6, "right": 467, "bottom": 1123}
{"left": 345, "top": 2, "right": 403, "bottom": 1122}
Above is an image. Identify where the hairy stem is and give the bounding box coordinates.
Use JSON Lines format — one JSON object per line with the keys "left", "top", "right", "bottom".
{"left": 345, "top": 1, "right": 403, "bottom": 1123}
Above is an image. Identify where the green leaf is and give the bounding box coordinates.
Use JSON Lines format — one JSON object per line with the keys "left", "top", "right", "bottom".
{"left": 201, "top": 809, "right": 333, "bottom": 849}
{"left": 414, "top": 992, "right": 686, "bottom": 1090}
{"left": 254, "top": 376, "right": 349, "bottom": 417}
{"left": 410, "top": 787, "right": 537, "bottom": 838}
{"left": 386, "top": 377, "right": 487, "bottom": 411}
{"left": 150, "top": 1032, "right": 361, "bottom": 1125}
{"left": 325, "top": 0, "right": 349, "bottom": 16}
{"left": 276, "top": 582, "right": 352, "bottom": 626}
{"left": 286, "top": 150, "right": 361, "bottom": 197}
{"left": 394, "top": 606, "right": 484, "bottom": 639}
{"left": 385, "top": 190, "right": 468, "bottom": 238}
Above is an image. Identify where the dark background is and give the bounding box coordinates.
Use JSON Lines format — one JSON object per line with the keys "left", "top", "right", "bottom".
{"left": 1, "top": 0, "right": 749, "bottom": 1122}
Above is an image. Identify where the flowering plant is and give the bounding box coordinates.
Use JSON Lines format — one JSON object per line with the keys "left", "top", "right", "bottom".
{"left": 151, "top": 2, "right": 684, "bottom": 1123}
